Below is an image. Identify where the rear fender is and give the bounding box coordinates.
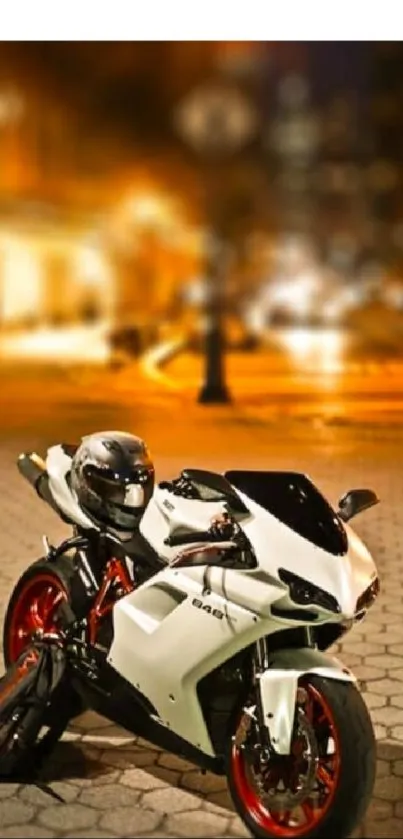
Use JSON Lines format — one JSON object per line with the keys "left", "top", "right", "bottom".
{"left": 259, "top": 646, "right": 356, "bottom": 755}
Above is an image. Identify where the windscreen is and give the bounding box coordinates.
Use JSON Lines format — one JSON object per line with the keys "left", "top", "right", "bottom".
{"left": 225, "top": 470, "right": 348, "bottom": 556}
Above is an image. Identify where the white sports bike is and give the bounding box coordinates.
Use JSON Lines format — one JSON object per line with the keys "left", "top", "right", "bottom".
{"left": 1, "top": 444, "right": 380, "bottom": 838}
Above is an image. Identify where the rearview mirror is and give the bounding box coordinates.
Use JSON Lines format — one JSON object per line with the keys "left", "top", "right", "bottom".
{"left": 338, "top": 488, "right": 379, "bottom": 522}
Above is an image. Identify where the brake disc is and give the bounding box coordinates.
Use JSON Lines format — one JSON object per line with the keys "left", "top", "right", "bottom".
{"left": 255, "top": 708, "right": 319, "bottom": 810}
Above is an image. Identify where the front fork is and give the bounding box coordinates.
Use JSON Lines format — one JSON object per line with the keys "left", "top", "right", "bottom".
{"left": 253, "top": 637, "right": 303, "bottom": 758}
{"left": 251, "top": 636, "right": 356, "bottom": 756}
{"left": 252, "top": 638, "right": 272, "bottom": 760}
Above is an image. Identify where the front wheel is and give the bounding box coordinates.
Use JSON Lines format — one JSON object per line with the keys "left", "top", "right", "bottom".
{"left": 227, "top": 676, "right": 376, "bottom": 839}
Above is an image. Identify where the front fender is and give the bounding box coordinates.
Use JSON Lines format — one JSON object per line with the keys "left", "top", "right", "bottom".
{"left": 258, "top": 647, "right": 356, "bottom": 755}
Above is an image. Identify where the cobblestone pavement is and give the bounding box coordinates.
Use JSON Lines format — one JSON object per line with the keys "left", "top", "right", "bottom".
{"left": 0, "top": 426, "right": 403, "bottom": 838}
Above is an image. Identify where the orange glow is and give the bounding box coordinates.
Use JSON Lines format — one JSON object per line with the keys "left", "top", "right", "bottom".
{"left": 124, "top": 194, "right": 177, "bottom": 227}
{"left": 0, "top": 89, "right": 24, "bottom": 125}
{"left": 0, "top": 220, "right": 115, "bottom": 333}
{"left": 75, "top": 244, "right": 112, "bottom": 287}
{"left": 1, "top": 234, "right": 43, "bottom": 321}
{"left": 275, "top": 328, "right": 346, "bottom": 375}
{"left": 0, "top": 323, "right": 110, "bottom": 363}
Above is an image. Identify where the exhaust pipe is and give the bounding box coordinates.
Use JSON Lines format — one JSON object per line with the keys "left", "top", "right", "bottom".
{"left": 17, "top": 452, "right": 68, "bottom": 520}
{"left": 17, "top": 453, "right": 47, "bottom": 490}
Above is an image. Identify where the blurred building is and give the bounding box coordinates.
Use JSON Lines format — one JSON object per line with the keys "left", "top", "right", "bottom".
{"left": 0, "top": 209, "right": 114, "bottom": 328}
{"left": 0, "top": 46, "right": 204, "bottom": 332}
{"left": 0, "top": 51, "right": 116, "bottom": 328}
{"left": 0, "top": 41, "right": 401, "bottom": 339}
{"left": 266, "top": 43, "right": 374, "bottom": 272}
{"left": 371, "top": 43, "right": 403, "bottom": 267}
{"left": 0, "top": 194, "right": 204, "bottom": 332}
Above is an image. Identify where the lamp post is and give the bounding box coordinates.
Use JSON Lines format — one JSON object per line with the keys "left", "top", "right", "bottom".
{"left": 175, "top": 82, "right": 258, "bottom": 403}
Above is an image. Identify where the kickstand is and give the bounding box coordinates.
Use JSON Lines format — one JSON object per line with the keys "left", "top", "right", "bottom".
{"left": 33, "top": 713, "right": 71, "bottom": 781}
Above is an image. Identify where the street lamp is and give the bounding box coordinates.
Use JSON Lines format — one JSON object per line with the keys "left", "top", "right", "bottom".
{"left": 124, "top": 194, "right": 178, "bottom": 230}
{"left": 175, "top": 81, "right": 258, "bottom": 404}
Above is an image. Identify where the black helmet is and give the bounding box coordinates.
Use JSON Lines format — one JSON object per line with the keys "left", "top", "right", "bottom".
{"left": 70, "top": 431, "right": 155, "bottom": 532}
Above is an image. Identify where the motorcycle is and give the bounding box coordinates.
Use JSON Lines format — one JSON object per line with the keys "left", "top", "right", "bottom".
{"left": 0, "top": 442, "right": 380, "bottom": 838}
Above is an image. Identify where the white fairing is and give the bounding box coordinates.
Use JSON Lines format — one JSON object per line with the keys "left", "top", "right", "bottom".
{"left": 46, "top": 445, "right": 95, "bottom": 529}
{"left": 139, "top": 486, "right": 229, "bottom": 561}
{"left": 107, "top": 477, "right": 378, "bottom": 757}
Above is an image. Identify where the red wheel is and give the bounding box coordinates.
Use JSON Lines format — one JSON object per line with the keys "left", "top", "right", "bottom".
{"left": 6, "top": 574, "right": 68, "bottom": 663}
{"left": 3, "top": 558, "right": 75, "bottom": 667}
{"left": 3, "top": 557, "right": 85, "bottom": 727}
{"left": 227, "top": 676, "right": 376, "bottom": 839}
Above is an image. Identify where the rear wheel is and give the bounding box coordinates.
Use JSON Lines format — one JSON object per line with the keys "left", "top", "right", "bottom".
{"left": 3, "top": 557, "right": 84, "bottom": 722}
{"left": 3, "top": 560, "right": 70, "bottom": 666}
{"left": 227, "top": 676, "right": 376, "bottom": 838}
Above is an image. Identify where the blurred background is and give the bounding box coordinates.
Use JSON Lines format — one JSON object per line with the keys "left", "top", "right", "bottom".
{"left": 0, "top": 41, "right": 403, "bottom": 440}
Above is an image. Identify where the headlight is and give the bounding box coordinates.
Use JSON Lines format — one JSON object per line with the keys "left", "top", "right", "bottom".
{"left": 355, "top": 577, "right": 380, "bottom": 618}
{"left": 278, "top": 568, "right": 341, "bottom": 614}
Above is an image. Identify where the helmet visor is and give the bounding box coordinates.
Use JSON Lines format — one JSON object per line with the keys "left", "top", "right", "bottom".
{"left": 84, "top": 464, "right": 154, "bottom": 508}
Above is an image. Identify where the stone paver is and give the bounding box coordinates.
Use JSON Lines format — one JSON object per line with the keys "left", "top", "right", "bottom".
{"left": 0, "top": 423, "right": 403, "bottom": 837}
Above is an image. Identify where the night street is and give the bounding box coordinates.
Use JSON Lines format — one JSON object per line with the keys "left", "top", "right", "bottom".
{"left": 0, "top": 353, "right": 401, "bottom": 837}
{"left": 3, "top": 330, "right": 403, "bottom": 440}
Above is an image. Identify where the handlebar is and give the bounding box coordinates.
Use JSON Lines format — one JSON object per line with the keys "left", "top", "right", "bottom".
{"left": 164, "top": 530, "right": 230, "bottom": 548}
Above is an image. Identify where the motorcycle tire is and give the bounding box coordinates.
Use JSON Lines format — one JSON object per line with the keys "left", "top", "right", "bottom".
{"left": 226, "top": 675, "right": 376, "bottom": 839}
{"left": 0, "top": 642, "right": 66, "bottom": 779}
{"left": 2, "top": 556, "right": 84, "bottom": 725}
